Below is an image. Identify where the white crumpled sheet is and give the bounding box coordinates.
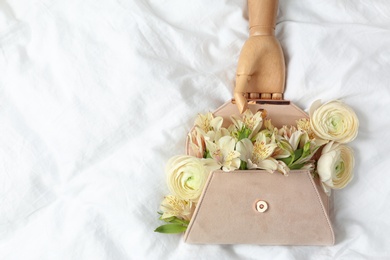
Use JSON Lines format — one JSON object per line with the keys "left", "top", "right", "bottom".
{"left": 1, "top": 0, "right": 389, "bottom": 259}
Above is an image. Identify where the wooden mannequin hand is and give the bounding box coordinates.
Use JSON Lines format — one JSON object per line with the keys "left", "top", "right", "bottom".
{"left": 234, "top": 35, "right": 285, "bottom": 113}
{"left": 234, "top": 0, "right": 285, "bottom": 113}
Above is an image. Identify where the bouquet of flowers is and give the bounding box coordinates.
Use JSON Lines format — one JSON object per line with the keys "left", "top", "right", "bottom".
{"left": 155, "top": 100, "right": 359, "bottom": 234}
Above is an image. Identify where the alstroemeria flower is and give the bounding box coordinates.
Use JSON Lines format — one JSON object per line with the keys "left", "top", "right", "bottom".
{"left": 247, "top": 132, "right": 278, "bottom": 172}
{"left": 188, "top": 127, "right": 206, "bottom": 158}
{"left": 203, "top": 127, "right": 230, "bottom": 143}
{"left": 277, "top": 124, "right": 325, "bottom": 167}
{"left": 273, "top": 137, "right": 293, "bottom": 159}
{"left": 297, "top": 118, "right": 329, "bottom": 148}
{"left": 276, "top": 160, "right": 290, "bottom": 175}
{"left": 317, "top": 141, "right": 355, "bottom": 195}
{"left": 272, "top": 126, "right": 303, "bottom": 161}
{"left": 231, "top": 109, "right": 263, "bottom": 139}
{"left": 193, "top": 112, "right": 229, "bottom": 144}
{"left": 236, "top": 138, "right": 253, "bottom": 162}
{"left": 296, "top": 118, "right": 314, "bottom": 138}
{"left": 206, "top": 136, "right": 241, "bottom": 172}
{"left": 160, "top": 195, "right": 194, "bottom": 221}
{"left": 310, "top": 100, "right": 359, "bottom": 143}
{"left": 278, "top": 125, "right": 303, "bottom": 150}
{"left": 166, "top": 155, "right": 220, "bottom": 201}
{"left": 264, "top": 119, "right": 275, "bottom": 132}
{"left": 195, "top": 112, "right": 223, "bottom": 133}
{"left": 301, "top": 162, "right": 315, "bottom": 171}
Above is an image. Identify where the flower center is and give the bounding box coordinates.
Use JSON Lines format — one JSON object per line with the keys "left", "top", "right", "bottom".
{"left": 335, "top": 160, "right": 345, "bottom": 178}
{"left": 253, "top": 141, "right": 272, "bottom": 162}
{"left": 166, "top": 196, "right": 184, "bottom": 212}
{"left": 327, "top": 115, "right": 343, "bottom": 133}
{"left": 297, "top": 119, "right": 314, "bottom": 139}
{"left": 212, "top": 149, "right": 223, "bottom": 163}
{"left": 182, "top": 172, "right": 198, "bottom": 190}
{"left": 225, "top": 151, "right": 236, "bottom": 162}
{"left": 244, "top": 117, "right": 255, "bottom": 130}
{"left": 202, "top": 119, "right": 210, "bottom": 131}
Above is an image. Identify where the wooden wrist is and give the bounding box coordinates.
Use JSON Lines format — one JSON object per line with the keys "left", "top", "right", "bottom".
{"left": 248, "top": 0, "right": 278, "bottom": 36}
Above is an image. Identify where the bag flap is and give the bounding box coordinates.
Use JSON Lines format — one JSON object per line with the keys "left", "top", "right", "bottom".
{"left": 214, "top": 100, "right": 308, "bottom": 128}
{"left": 186, "top": 100, "right": 308, "bottom": 155}
{"left": 184, "top": 170, "right": 335, "bottom": 245}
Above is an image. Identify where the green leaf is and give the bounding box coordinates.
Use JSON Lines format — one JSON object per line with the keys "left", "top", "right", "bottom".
{"left": 303, "top": 142, "right": 311, "bottom": 152}
{"left": 159, "top": 216, "right": 175, "bottom": 222}
{"left": 154, "top": 224, "right": 188, "bottom": 234}
{"left": 277, "top": 139, "right": 294, "bottom": 156}
{"left": 290, "top": 163, "right": 305, "bottom": 170}
{"left": 170, "top": 218, "right": 190, "bottom": 225}
{"left": 302, "top": 142, "right": 311, "bottom": 158}
{"left": 158, "top": 215, "right": 190, "bottom": 225}
{"left": 292, "top": 149, "right": 303, "bottom": 162}
{"left": 239, "top": 161, "right": 247, "bottom": 170}
{"left": 205, "top": 150, "right": 212, "bottom": 159}
{"left": 279, "top": 156, "right": 293, "bottom": 166}
{"left": 237, "top": 126, "right": 252, "bottom": 141}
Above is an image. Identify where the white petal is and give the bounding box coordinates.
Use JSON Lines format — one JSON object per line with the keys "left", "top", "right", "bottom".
{"left": 210, "top": 116, "right": 223, "bottom": 131}
{"left": 317, "top": 151, "right": 337, "bottom": 182}
{"left": 218, "top": 136, "right": 236, "bottom": 152}
{"left": 289, "top": 131, "right": 303, "bottom": 150}
{"left": 205, "top": 139, "right": 217, "bottom": 155}
{"left": 202, "top": 158, "right": 221, "bottom": 172}
{"left": 236, "top": 138, "right": 253, "bottom": 161}
{"left": 309, "top": 99, "right": 322, "bottom": 118}
{"left": 256, "top": 158, "right": 278, "bottom": 172}
{"left": 321, "top": 182, "right": 332, "bottom": 196}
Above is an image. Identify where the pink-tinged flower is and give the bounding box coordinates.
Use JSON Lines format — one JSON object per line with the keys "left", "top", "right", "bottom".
{"left": 188, "top": 127, "right": 206, "bottom": 158}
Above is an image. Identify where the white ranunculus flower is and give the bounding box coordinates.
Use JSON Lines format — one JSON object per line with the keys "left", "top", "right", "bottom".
{"left": 309, "top": 100, "right": 359, "bottom": 143}
{"left": 317, "top": 141, "right": 355, "bottom": 195}
{"left": 166, "top": 155, "right": 220, "bottom": 201}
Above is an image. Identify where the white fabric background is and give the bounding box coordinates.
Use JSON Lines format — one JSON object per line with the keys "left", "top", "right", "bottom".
{"left": 1, "top": 0, "right": 389, "bottom": 259}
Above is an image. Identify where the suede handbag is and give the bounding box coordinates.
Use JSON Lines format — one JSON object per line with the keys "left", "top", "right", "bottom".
{"left": 184, "top": 101, "right": 335, "bottom": 245}
{"left": 184, "top": 0, "right": 335, "bottom": 245}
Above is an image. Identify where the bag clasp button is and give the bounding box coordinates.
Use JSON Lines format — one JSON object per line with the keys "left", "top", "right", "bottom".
{"left": 255, "top": 200, "right": 268, "bottom": 213}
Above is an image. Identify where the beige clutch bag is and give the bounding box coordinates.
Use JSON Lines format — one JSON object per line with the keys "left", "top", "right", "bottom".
{"left": 182, "top": 0, "right": 336, "bottom": 245}
{"left": 184, "top": 101, "right": 335, "bottom": 245}
{"left": 184, "top": 169, "right": 334, "bottom": 245}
